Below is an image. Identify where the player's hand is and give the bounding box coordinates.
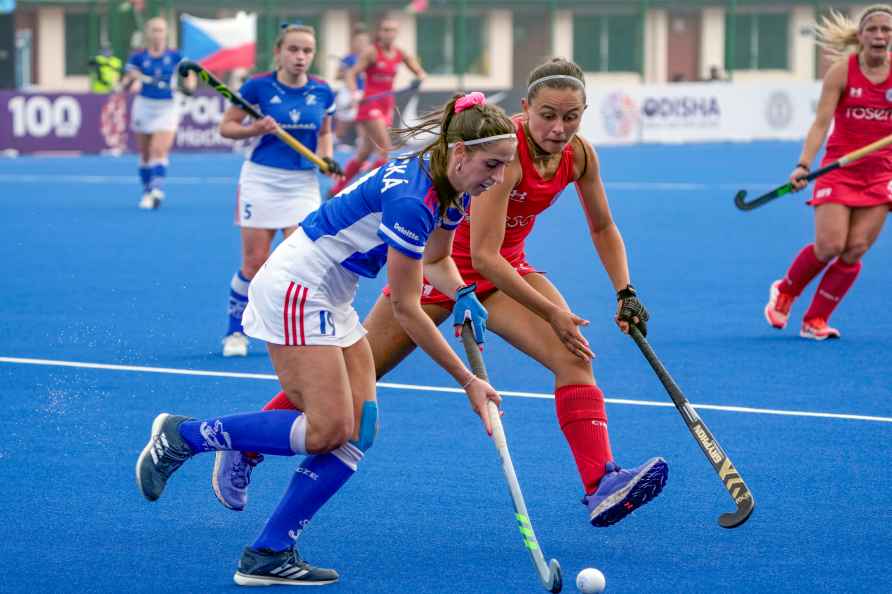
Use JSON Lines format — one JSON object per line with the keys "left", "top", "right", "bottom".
{"left": 615, "top": 284, "right": 649, "bottom": 336}
{"left": 252, "top": 116, "right": 278, "bottom": 136}
{"left": 789, "top": 164, "right": 809, "bottom": 191}
{"left": 547, "top": 307, "right": 593, "bottom": 361}
{"left": 322, "top": 156, "right": 344, "bottom": 177}
{"left": 463, "top": 376, "right": 501, "bottom": 436}
{"left": 453, "top": 283, "right": 487, "bottom": 346}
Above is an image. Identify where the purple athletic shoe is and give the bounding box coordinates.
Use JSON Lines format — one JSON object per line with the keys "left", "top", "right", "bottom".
{"left": 212, "top": 450, "right": 264, "bottom": 511}
{"left": 583, "top": 457, "right": 668, "bottom": 527}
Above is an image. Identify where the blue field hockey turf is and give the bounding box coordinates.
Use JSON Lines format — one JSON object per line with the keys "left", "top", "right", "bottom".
{"left": 1, "top": 142, "right": 889, "bottom": 593}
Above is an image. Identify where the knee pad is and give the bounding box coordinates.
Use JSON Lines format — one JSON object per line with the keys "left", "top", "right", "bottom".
{"left": 351, "top": 400, "right": 379, "bottom": 452}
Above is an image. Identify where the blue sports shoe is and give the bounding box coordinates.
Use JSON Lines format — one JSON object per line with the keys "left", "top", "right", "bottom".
{"left": 212, "top": 450, "right": 263, "bottom": 511}
{"left": 583, "top": 457, "right": 668, "bottom": 527}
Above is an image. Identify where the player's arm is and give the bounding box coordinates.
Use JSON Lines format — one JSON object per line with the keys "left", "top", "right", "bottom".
{"left": 387, "top": 246, "right": 499, "bottom": 434}
{"left": 119, "top": 64, "right": 142, "bottom": 94}
{"left": 177, "top": 63, "right": 198, "bottom": 95}
{"left": 469, "top": 159, "right": 593, "bottom": 359}
{"left": 792, "top": 60, "right": 847, "bottom": 189}
{"left": 400, "top": 49, "right": 427, "bottom": 81}
{"left": 574, "top": 136, "right": 647, "bottom": 335}
{"left": 421, "top": 226, "right": 465, "bottom": 297}
{"left": 315, "top": 116, "right": 334, "bottom": 160}
{"left": 219, "top": 105, "right": 277, "bottom": 140}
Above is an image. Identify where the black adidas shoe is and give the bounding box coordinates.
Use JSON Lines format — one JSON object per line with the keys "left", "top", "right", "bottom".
{"left": 233, "top": 546, "right": 339, "bottom": 586}
{"left": 135, "top": 413, "right": 193, "bottom": 501}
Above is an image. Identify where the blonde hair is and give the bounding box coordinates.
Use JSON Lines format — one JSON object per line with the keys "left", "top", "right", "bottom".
{"left": 816, "top": 5, "right": 892, "bottom": 62}
{"left": 276, "top": 24, "right": 316, "bottom": 48}
{"left": 392, "top": 95, "right": 515, "bottom": 217}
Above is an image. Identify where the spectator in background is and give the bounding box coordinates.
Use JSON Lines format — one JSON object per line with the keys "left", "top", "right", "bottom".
{"left": 706, "top": 65, "right": 725, "bottom": 81}
{"left": 88, "top": 46, "right": 122, "bottom": 94}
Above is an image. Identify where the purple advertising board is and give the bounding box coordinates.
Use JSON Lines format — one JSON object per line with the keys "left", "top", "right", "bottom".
{"left": 0, "top": 89, "right": 241, "bottom": 155}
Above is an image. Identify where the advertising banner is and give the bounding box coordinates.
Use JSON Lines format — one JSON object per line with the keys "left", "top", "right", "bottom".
{"left": 0, "top": 89, "right": 242, "bottom": 155}
{"left": 1, "top": 82, "right": 823, "bottom": 155}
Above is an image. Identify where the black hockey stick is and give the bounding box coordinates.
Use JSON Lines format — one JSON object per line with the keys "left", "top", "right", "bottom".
{"left": 628, "top": 326, "right": 754, "bottom": 528}
{"left": 460, "top": 323, "right": 562, "bottom": 592}
{"left": 177, "top": 60, "right": 338, "bottom": 174}
{"left": 734, "top": 131, "right": 892, "bottom": 210}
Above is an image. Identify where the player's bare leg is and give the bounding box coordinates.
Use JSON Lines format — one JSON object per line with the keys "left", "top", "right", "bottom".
{"left": 483, "top": 273, "right": 667, "bottom": 527}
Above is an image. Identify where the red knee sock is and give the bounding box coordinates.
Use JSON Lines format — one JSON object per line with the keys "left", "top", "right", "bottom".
{"left": 263, "top": 391, "right": 297, "bottom": 411}
{"left": 341, "top": 158, "right": 364, "bottom": 183}
{"left": 554, "top": 384, "right": 613, "bottom": 495}
{"left": 803, "top": 259, "right": 862, "bottom": 321}
{"left": 370, "top": 157, "right": 388, "bottom": 170}
{"left": 780, "top": 244, "right": 829, "bottom": 297}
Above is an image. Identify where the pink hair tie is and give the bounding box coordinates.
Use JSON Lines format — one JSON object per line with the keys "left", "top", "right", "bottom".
{"left": 454, "top": 92, "right": 486, "bottom": 113}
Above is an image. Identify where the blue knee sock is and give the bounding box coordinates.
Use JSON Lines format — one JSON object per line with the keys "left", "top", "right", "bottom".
{"left": 139, "top": 163, "right": 151, "bottom": 192}
{"left": 148, "top": 159, "right": 167, "bottom": 190}
{"left": 178, "top": 411, "right": 307, "bottom": 456}
{"left": 252, "top": 444, "right": 362, "bottom": 552}
{"left": 228, "top": 271, "right": 251, "bottom": 335}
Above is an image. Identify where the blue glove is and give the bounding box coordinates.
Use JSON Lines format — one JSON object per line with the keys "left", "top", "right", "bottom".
{"left": 453, "top": 283, "right": 488, "bottom": 345}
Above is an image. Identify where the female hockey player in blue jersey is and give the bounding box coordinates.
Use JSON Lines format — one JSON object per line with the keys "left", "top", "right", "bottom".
{"left": 121, "top": 17, "right": 195, "bottom": 209}
{"left": 136, "top": 91, "right": 517, "bottom": 586}
{"left": 219, "top": 24, "right": 343, "bottom": 358}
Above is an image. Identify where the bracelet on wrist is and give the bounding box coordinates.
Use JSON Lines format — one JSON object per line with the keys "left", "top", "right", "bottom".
{"left": 461, "top": 375, "right": 477, "bottom": 389}
{"left": 796, "top": 162, "right": 810, "bottom": 172}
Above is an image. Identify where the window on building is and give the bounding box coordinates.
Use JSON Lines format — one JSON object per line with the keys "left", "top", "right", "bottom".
{"left": 573, "top": 13, "right": 642, "bottom": 73}
{"left": 726, "top": 12, "right": 789, "bottom": 70}
{"left": 417, "top": 12, "right": 487, "bottom": 76}
{"left": 65, "top": 13, "right": 91, "bottom": 76}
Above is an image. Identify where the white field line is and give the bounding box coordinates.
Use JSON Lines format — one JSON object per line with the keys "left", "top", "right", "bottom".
{"left": 2, "top": 356, "right": 890, "bottom": 424}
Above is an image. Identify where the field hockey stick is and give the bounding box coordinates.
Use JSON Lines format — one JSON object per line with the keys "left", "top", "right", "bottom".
{"left": 177, "top": 60, "right": 338, "bottom": 174}
{"left": 358, "top": 78, "right": 422, "bottom": 104}
{"left": 628, "top": 326, "right": 754, "bottom": 528}
{"left": 734, "top": 131, "right": 892, "bottom": 210}
{"left": 460, "top": 323, "right": 563, "bottom": 593}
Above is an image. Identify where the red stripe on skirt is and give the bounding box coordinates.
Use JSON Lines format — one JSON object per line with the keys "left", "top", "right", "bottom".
{"left": 291, "top": 284, "right": 300, "bottom": 346}
{"left": 298, "top": 285, "right": 309, "bottom": 345}
{"left": 283, "top": 282, "right": 295, "bottom": 345}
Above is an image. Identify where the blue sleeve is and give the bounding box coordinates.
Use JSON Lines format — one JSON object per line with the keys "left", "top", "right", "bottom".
{"left": 239, "top": 78, "right": 259, "bottom": 105}
{"left": 378, "top": 197, "right": 435, "bottom": 260}
{"left": 325, "top": 88, "right": 336, "bottom": 117}
{"left": 440, "top": 194, "right": 469, "bottom": 230}
{"left": 125, "top": 52, "right": 141, "bottom": 71}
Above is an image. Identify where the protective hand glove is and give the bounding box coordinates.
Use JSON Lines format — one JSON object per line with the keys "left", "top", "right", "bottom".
{"left": 616, "top": 284, "right": 649, "bottom": 336}
{"left": 322, "top": 157, "right": 344, "bottom": 176}
{"left": 453, "top": 283, "right": 488, "bottom": 345}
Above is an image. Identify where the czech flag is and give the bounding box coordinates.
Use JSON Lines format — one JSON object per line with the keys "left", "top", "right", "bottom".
{"left": 180, "top": 12, "right": 256, "bottom": 72}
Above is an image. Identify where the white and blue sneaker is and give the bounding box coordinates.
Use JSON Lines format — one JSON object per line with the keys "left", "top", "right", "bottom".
{"left": 213, "top": 450, "right": 263, "bottom": 511}
{"left": 233, "top": 546, "right": 339, "bottom": 586}
{"left": 583, "top": 458, "right": 668, "bottom": 527}
{"left": 136, "top": 413, "right": 194, "bottom": 501}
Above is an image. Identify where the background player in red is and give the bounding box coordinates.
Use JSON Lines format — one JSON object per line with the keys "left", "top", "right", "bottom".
{"left": 328, "top": 16, "right": 426, "bottom": 196}
{"left": 765, "top": 6, "right": 892, "bottom": 340}
{"left": 222, "top": 59, "right": 668, "bottom": 529}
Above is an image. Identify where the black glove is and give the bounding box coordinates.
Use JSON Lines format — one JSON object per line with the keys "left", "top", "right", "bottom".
{"left": 322, "top": 156, "right": 343, "bottom": 176}
{"left": 616, "top": 284, "right": 649, "bottom": 336}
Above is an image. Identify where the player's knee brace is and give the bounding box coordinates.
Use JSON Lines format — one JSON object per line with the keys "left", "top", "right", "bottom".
{"left": 350, "top": 400, "right": 379, "bottom": 452}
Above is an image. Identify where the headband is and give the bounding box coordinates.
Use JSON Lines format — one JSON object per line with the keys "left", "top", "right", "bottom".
{"left": 860, "top": 8, "right": 892, "bottom": 29}
{"left": 527, "top": 74, "right": 585, "bottom": 95}
{"left": 448, "top": 133, "right": 517, "bottom": 148}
